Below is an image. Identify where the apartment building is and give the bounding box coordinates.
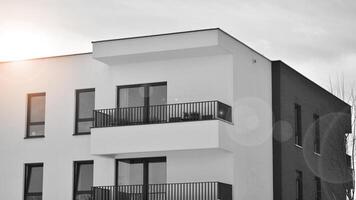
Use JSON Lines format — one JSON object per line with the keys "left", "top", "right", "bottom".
{"left": 0, "top": 28, "right": 351, "bottom": 200}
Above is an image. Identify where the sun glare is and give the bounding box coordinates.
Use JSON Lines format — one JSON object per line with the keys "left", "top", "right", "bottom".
{"left": 0, "top": 27, "right": 53, "bottom": 62}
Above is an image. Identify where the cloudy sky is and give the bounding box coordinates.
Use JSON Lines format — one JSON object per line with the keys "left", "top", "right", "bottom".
{"left": 1, "top": 0, "right": 356, "bottom": 94}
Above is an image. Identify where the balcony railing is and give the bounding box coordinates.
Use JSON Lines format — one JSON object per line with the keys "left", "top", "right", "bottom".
{"left": 92, "top": 182, "right": 232, "bottom": 200}
{"left": 93, "top": 101, "right": 232, "bottom": 128}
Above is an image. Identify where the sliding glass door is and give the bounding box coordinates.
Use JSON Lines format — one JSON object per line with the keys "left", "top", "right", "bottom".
{"left": 117, "top": 82, "right": 167, "bottom": 124}
{"left": 116, "top": 157, "right": 166, "bottom": 200}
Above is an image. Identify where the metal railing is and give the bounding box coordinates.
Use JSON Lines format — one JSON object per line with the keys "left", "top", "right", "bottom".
{"left": 93, "top": 101, "right": 232, "bottom": 128}
{"left": 92, "top": 182, "right": 232, "bottom": 200}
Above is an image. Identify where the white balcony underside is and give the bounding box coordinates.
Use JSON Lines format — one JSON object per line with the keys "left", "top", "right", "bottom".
{"left": 90, "top": 120, "right": 234, "bottom": 155}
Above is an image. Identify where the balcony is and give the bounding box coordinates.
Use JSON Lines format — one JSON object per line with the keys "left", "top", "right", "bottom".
{"left": 93, "top": 101, "right": 232, "bottom": 128}
{"left": 90, "top": 101, "right": 234, "bottom": 155}
{"left": 92, "top": 182, "right": 232, "bottom": 200}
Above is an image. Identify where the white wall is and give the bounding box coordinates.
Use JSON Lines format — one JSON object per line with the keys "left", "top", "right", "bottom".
{"left": 0, "top": 51, "right": 236, "bottom": 200}
{"left": 0, "top": 29, "right": 273, "bottom": 200}
{"left": 220, "top": 32, "right": 273, "bottom": 200}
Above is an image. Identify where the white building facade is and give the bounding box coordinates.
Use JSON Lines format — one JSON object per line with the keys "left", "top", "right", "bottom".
{"left": 0, "top": 29, "right": 273, "bottom": 200}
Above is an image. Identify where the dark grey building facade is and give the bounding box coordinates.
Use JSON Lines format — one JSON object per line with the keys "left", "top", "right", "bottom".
{"left": 272, "top": 61, "right": 353, "bottom": 200}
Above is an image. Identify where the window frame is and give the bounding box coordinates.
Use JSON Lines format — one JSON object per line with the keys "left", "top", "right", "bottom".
{"left": 26, "top": 93, "right": 46, "bottom": 138}
{"left": 315, "top": 176, "right": 321, "bottom": 200}
{"left": 117, "top": 82, "right": 167, "bottom": 123}
{"left": 296, "top": 170, "right": 303, "bottom": 200}
{"left": 24, "top": 163, "right": 44, "bottom": 200}
{"left": 116, "top": 82, "right": 167, "bottom": 108}
{"left": 294, "top": 104, "right": 302, "bottom": 146}
{"left": 313, "top": 114, "right": 321, "bottom": 154}
{"left": 74, "top": 88, "right": 95, "bottom": 135}
{"left": 73, "top": 160, "right": 94, "bottom": 200}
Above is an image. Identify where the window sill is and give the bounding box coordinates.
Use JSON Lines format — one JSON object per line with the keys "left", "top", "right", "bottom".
{"left": 24, "top": 135, "right": 45, "bottom": 139}
{"left": 73, "top": 132, "right": 91, "bottom": 136}
{"left": 314, "top": 152, "right": 321, "bottom": 156}
{"left": 295, "top": 144, "right": 303, "bottom": 149}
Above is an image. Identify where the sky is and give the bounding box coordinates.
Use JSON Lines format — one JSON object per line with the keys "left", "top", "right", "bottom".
{"left": 1, "top": 0, "right": 356, "bottom": 96}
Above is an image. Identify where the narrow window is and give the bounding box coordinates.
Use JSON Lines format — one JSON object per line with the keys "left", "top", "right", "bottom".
{"left": 73, "top": 161, "right": 93, "bottom": 200}
{"left": 24, "top": 163, "right": 43, "bottom": 200}
{"left": 315, "top": 177, "right": 321, "bottom": 200}
{"left": 296, "top": 170, "right": 303, "bottom": 200}
{"left": 314, "top": 114, "right": 320, "bottom": 154}
{"left": 26, "top": 93, "right": 46, "bottom": 138}
{"left": 75, "top": 89, "right": 95, "bottom": 135}
{"left": 294, "top": 104, "right": 302, "bottom": 146}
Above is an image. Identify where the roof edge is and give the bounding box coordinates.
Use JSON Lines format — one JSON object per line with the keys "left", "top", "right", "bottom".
{"left": 91, "top": 28, "right": 220, "bottom": 43}
{"left": 0, "top": 52, "right": 92, "bottom": 64}
{"left": 273, "top": 60, "right": 351, "bottom": 108}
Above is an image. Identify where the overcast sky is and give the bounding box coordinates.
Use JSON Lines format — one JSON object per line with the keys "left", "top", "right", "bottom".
{"left": 1, "top": 0, "right": 356, "bottom": 95}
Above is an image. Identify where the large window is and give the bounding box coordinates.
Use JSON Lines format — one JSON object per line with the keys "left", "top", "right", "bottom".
{"left": 116, "top": 157, "right": 166, "bottom": 200}
{"left": 296, "top": 170, "right": 303, "bottom": 200}
{"left": 73, "top": 161, "right": 93, "bottom": 200}
{"left": 75, "top": 89, "right": 95, "bottom": 135}
{"left": 294, "top": 104, "right": 302, "bottom": 146}
{"left": 26, "top": 93, "right": 46, "bottom": 138}
{"left": 117, "top": 82, "right": 167, "bottom": 107}
{"left": 314, "top": 114, "right": 321, "bottom": 154}
{"left": 315, "top": 177, "right": 321, "bottom": 200}
{"left": 117, "top": 82, "right": 167, "bottom": 123}
{"left": 24, "top": 163, "right": 43, "bottom": 200}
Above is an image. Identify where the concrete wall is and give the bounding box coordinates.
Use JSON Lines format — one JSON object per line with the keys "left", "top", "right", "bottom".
{"left": 0, "top": 29, "right": 273, "bottom": 200}
{"left": 272, "top": 61, "right": 352, "bottom": 200}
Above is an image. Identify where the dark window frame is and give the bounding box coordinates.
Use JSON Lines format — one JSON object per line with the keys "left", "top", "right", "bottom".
{"left": 315, "top": 176, "right": 321, "bottom": 200}
{"left": 116, "top": 82, "right": 167, "bottom": 107}
{"left": 314, "top": 114, "right": 321, "bottom": 154}
{"left": 26, "top": 93, "right": 46, "bottom": 138}
{"left": 296, "top": 170, "right": 303, "bottom": 200}
{"left": 117, "top": 82, "right": 167, "bottom": 123}
{"left": 294, "top": 104, "right": 302, "bottom": 146}
{"left": 74, "top": 88, "right": 95, "bottom": 135}
{"left": 73, "top": 160, "right": 94, "bottom": 200}
{"left": 24, "top": 163, "right": 43, "bottom": 200}
{"left": 115, "top": 157, "right": 166, "bottom": 186}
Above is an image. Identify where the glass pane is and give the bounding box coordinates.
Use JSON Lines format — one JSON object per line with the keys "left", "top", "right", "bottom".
{"left": 149, "top": 85, "right": 167, "bottom": 106}
{"left": 77, "top": 163, "right": 93, "bottom": 191}
{"left": 148, "top": 162, "right": 166, "bottom": 184}
{"left": 117, "top": 161, "right": 143, "bottom": 185}
{"left": 78, "top": 91, "right": 95, "bottom": 119}
{"left": 28, "top": 125, "right": 45, "bottom": 137}
{"left": 25, "top": 196, "right": 42, "bottom": 200}
{"left": 77, "top": 121, "right": 92, "bottom": 133}
{"left": 30, "top": 95, "right": 45, "bottom": 122}
{"left": 28, "top": 166, "right": 43, "bottom": 193}
{"left": 75, "top": 193, "right": 91, "bottom": 200}
{"left": 119, "top": 87, "right": 145, "bottom": 107}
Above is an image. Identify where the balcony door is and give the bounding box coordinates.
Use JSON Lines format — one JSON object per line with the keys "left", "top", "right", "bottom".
{"left": 116, "top": 157, "right": 167, "bottom": 200}
{"left": 117, "top": 82, "right": 167, "bottom": 123}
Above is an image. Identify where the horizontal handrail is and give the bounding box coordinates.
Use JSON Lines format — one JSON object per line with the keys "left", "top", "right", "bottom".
{"left": 92, "top": 182, "right": 232, "bottom": 200}
{"left": 93, "top": 100, "right": 232, "bottom": 128}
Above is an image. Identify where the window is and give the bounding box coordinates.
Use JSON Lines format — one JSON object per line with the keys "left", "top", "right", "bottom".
{"left": 26, "top": 93, "right": 46, "bottom": 138}
{"left": 116, "top": 157, "right": 166, "bottom": 200}
{"left": 117, "top": 82, "right": 167, "bottom": 107}
{"left": 116, "top": 157, "right": 166, "bottom": 186}
{"left": 314, "top": 114, "right": 320, "bottom": 154}
{"left": 73, "top": 161, "right": 93, "bottom": 200}
{"left": 117, "top": 82, "right": 167, "bottom": 123}
{"left": 75, "top": 89, "right": 95, "bottom": 135}
{"left": 296, "top": 170, "right": 303, "bottom": 200}
{"left": 294, "top": 104, "right": 302, "bottom": 146}
{"left": 24, "top": 163, "right": 43, "bottom": 200}
{"left": 315, "top": 177, "right": 321, "bottom": 200}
